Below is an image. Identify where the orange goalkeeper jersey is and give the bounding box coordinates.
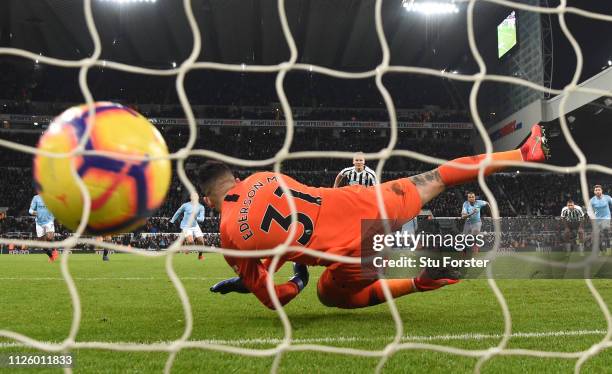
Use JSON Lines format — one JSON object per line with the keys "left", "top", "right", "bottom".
{"left": 220, "top": 172, "right": 422, "bottom": 309}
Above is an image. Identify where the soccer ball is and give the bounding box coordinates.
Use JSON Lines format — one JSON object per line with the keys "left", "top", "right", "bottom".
{"left": 33, "top": 102, "right": 172, "bottom": 235}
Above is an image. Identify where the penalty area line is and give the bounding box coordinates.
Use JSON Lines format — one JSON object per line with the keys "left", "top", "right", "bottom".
{"left": 0, "top": 329, "right": 606, "bottom": 348}
{"left": 0, "top": 277, "right": 229, "bottom": 281}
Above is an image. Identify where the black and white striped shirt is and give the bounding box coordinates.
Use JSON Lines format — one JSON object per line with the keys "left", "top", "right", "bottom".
{"left": 338, "top": 166, "right": 378, "bottom": 187}
{"left": 561, "top": 206, "right": 585, "bottom": 222}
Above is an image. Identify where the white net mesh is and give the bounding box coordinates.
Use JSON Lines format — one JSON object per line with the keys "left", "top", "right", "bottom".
{"left": 1, "top": 0, "right": 612, "bottom": 373}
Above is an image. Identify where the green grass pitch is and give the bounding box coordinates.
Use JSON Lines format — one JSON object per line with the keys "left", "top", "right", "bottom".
{"left": 2, "top": 254, "right": 612, "bottom": 373}
{"left": 498, "top": 25, "right": 516, "bottom": 58}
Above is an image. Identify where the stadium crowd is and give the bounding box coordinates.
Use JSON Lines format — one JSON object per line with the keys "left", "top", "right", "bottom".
{"left": 0, "top": 61, "right": 609, "bottom": 250}
{"left": 1, "top": 165, "right": 591, "bottom": 223}
{"left": 0, "top": 63, "right": 469, "bottom": 120}
{"left": 1, "top": 102, "right": 470, "bottom": 124}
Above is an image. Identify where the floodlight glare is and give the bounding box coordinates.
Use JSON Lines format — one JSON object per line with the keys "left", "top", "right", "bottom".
{"left": 98, "top": 0, "right": 156, "bottom": 4}
{"left": 402, "top": 0, "right": 459, "bottom": 15}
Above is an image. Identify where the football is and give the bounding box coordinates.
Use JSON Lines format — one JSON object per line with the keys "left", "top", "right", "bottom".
{"left": 33, "top": 102, "right": 171, "bottom": 235}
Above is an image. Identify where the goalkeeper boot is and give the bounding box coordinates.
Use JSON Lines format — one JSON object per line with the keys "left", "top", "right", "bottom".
{"left": 102, "top": 255, "right": 110, "bottom": 261}
{"left": 414, "top": 266, "right": 461, "bottom": 292}
{"left": 198, "top": 253, "right": 204, "bottom": 260}
{"left": 51, "top": 249, "right": 59, "bottom": 261}
{"left": 520, "top": 124, "right": 550, "bottom": 162}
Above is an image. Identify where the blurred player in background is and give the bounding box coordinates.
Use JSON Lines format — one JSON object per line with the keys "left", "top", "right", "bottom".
{"left": 333, "top": 152, "right": 378, "bottom": 187}
{"left": 170, "top": 198, "right": 206, "bottom": 260}
{"left": 461, "top": 192, "right": 488, "bottom": 253}
{"left": 98, "top": 235, "right": 113, "bottom": 261}
{"left": 393, "top": 216, "right": 420, "bottom": 253}
{"left": 29, "top": 194, "right": 58, "bottom": 262}
{"left": 0, "top": 207, "right": 5, "bottom": 255}
{"left": 203, "top": 125, "right": 548, "bottom": 310}
{"left": 590, "top": 185, "right": 612, "bottom": 253}
{"left": 560, "top": 199, "right": 584, "bottom": 252}
{"left": 461, "top": 192, "right": 488, "bottom": 235}
{"left": 401, "top": 217, "right": 418, "bottom": 238}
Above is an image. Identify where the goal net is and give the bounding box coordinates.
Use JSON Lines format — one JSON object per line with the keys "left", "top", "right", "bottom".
{"left": 1, "top": 0, "right": 612, "bottom": 373}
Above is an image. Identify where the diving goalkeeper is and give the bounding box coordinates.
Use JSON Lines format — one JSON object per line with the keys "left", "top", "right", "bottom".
{"left": 201, "top": 125, "right": 548, "bottom": 309}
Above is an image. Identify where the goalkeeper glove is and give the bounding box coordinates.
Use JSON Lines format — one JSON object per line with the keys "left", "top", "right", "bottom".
{"left": 210, "top": 277, "right": 250, "bottom": 294}
{"left": 211, "top": 263, "right": 309, "bottom": 295}
{"left": 288, "top": 263, "right": 309, "bottom": 292}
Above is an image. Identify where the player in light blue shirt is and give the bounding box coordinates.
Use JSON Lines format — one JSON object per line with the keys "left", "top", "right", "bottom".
{"left": 590, "top": 185, "right": 612, "bottom": 252}
{"left": 29, "top": 194, "right": 57, "bottom": 262}
{"left": 461, "top": 192, "right": 488, "bottom": 235}
{"left": 170, "top": 198, "right": 207, "bottom": 260}
{"left": 393, "top": 217, "right": 419, "bottom": 251}
{"left": 590, "top": 185, "right": 612, "bottom": 219}
{"left": 29, "top": 195, "right": 54, "bottom": 226}
{"left": 401, "top": 218, "right": 418, "bottom": 236}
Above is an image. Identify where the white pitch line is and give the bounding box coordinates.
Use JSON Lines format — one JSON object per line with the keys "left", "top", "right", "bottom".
{"left": 0, "top": 330, "right": 606, "bottom": 348}
{"left": 0, "top": 277, "right": 229, "bottom": 281}
{"left": 186, "top": 329, "right": 608, "bottom": 346}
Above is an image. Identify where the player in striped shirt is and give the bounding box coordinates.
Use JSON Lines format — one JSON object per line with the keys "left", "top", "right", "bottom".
{"left": 29, "top": 194, "right": 58, "bottom": 262}
{"left": 170, "top": 198, "right": 207, "bottom": 260}
{"left": 560, "top": 200, "right": 584, "bottom": 252}
{"left": 333, "top": 152, "right": 378, "bottom": 188}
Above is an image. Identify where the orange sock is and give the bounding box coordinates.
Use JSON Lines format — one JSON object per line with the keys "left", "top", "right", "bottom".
{"left": 437, "top": 150, "right": 523, "bottom": 187}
